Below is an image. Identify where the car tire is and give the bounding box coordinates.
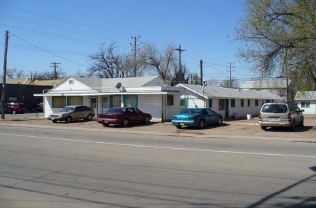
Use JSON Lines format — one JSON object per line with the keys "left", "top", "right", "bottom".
{"left": 52, "top": 120, "right": 57, "bottom": 123}
{"left": 198, "top": 120, "right": 205, "bottom": 129}
{"left": 299, "top": 118, "right": 304, "bottom": 127}
{"left": 66, "top": 116, "right": 72, "bottom": 123}
{"left": 291, "top": 120, "right": 296, "bottom": 131}
{"left": 86, "top": 114, "right": 93, "bottom": 121}
{"left": 144, "top": 117, "right": 150, "bottom": 124}
{"left": 102, "top": 123, "right": 109, "bottom": 127}
{"left": 218, "top": 117, "right": 223, "bottom": 125}
{"left": 176, "top": 125, "right": 182, "bottom": 129}
{"left": 261, "top": 126, "right": 267, "bottom": 131}
{"left": 122, "top": 118, "right": 129, "bottom": 127}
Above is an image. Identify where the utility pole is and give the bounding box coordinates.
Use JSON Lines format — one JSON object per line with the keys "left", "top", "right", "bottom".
{"left": 50, "top": 62, "right": 60, "bottom": 79}
{"left": 227, "top": 62, "right": 235, "bottom": 88}
{"left": 200, "top": 60, "right": 203, "bottom": 86}
{"left": 131, "top": 36, "right": 140, "bottom": 77}
{"left": 175, "top": 45, "right": 186, "bottom": 84}
{"left": 1, "top": 31, "right": 9, "bottom": 119}
{"left": 175, "top": 45, "right": 186, "bottom": 73}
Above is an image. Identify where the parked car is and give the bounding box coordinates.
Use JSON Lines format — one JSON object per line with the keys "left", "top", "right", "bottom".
{"left": 6, "top": 102, "right": 26, "bottom": 114}
{"left": 37, "top": 103, "right": 43, "bottom": 112}
{"left": 259, "top": 102, "right": 304, "bottom": 131}
{"left": 171, "top": 108, "right": 223, "bottom": 129}
{"left": 48, "top": 105, "right": 95, "bottom": 123}
{"left": 97, "top": 107, "right": 152, "bottom": 127}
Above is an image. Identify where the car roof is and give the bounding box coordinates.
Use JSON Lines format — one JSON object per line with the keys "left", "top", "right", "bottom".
{"left": 6, "top": 102, "right": 24, "bottom": 104}
{"left": 111, "top": 107, "right": 136, "bottom": 109}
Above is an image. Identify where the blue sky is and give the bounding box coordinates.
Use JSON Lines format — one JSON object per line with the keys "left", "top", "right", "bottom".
{"left": 0, "top": 0, "right": 254, "bottom": 83}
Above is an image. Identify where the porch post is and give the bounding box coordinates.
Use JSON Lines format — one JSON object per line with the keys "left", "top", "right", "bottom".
{"left": 121, "top": 95, "right": 124, "bottom": 107}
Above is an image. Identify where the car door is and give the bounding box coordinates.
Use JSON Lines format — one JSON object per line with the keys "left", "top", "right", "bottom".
{"left": 126, "top": 108, "right": 137, "bottom": 124}
{"left": 201, "top": 109, "right": 212, "bottom": 125}
{"left": 206, "top": 109, "right": 218, "bottom": 124}
{"left": 73, "top": 106, "right": 82, "bottom": 120}
{"left": 133, "top": 108, "right": 144, "bottom": 123}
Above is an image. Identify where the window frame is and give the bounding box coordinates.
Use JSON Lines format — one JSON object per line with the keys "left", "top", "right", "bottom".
{"left": 167, "top": 95, "right": 174, "bottom": 106}
{"left": 52, "top": 96, "right": 66, "bottom": 108}
{"left": 219, "top": 99, "right": 225, "bottom": 111}
{"left": 231, "top": 99, "right": 235, "bottom": 108}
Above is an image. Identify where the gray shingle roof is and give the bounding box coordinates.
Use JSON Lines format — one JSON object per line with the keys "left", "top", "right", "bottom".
{"left": 295, "top": 91, "right": 316, "bottom": 100}
{"left": 74, "top": 76, "right": 163, "bottom": 92}
{"left": 240, "top": 78, "right": 289, "bottom": 89}
{"left": 178, "top": 84, "right": 284, "bottom": 100}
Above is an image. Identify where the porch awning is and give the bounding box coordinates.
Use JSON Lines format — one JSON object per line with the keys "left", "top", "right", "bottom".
{"left": 34, "top": 91, "right": 175, "bottom": 97}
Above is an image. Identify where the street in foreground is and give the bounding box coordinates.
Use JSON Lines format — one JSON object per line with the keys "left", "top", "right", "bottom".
{"left": 0, "top": 126, "right": 315, "bottom": 207}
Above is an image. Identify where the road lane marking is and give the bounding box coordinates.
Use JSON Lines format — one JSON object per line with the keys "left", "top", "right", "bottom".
{"left": 1, "top": 132, "right": 316, "bottom": 159}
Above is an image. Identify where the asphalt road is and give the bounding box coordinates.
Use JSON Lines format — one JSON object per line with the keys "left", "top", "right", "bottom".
{"left": 0, "top": 126, "right": 315, "bottom": 208}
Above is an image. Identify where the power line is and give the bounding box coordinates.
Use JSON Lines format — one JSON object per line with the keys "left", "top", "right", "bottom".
{"left": 10, "top": 33, "right": 88, "bottom": 67}
{"left": 0, "top": 23, "right": 103, "bottom": 45}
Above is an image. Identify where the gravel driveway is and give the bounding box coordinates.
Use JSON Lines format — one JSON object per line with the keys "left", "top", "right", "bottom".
{"left": 1, "top": 113, "right": 316, "bottom": 142}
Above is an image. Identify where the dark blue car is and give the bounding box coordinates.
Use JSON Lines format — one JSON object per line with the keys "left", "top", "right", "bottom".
{"left": 171, "top": 108, "right": 223, "bottom": 129}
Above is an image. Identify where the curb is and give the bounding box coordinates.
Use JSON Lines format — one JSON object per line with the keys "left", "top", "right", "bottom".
{"left": 1, "top": 122, "right": 316, "bottom": 143}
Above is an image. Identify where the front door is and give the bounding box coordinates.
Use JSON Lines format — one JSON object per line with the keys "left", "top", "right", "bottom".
{"left": 90, "top": 97, "right": 97, "bottom": 116}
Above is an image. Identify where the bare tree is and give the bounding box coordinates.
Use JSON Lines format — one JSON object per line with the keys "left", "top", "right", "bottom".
{"left": 88, "top": 42, "right": 137, "bottom": 78}
{"left": 7, "top": 68, "right": 26, "bottom": 79}
{"left": 220, "top": 79, "right": 239, "bottom": 88}
{"left": 140, "top": 43, "right": 189, "bottom": 85}
{"left": 30, "top": 69, "right": 67, "bottom": 80}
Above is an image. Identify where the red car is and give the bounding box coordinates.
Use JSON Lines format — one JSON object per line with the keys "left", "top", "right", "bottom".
{"left": 97, "top": 107, "right": 152, "bottom": 127}
{"left": 6, "top": 102, "right": 26, "bottom": 114}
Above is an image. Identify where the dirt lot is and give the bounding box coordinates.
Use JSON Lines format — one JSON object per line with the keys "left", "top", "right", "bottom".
{"left": 1, "top": 114, "right": 316, "bottom": 141}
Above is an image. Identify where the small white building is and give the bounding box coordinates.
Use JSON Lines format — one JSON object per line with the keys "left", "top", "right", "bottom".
{"left": 295, "top": 91, "right": 316, "bottom": 114}
{"left": 240, "top": 78, "right": 291, "bottom": 101}
{"left": 35, "top": 76, "right": 181, "bottom": 122}
{"left": 176, "top": 84, "right": 284, "bottom": 119}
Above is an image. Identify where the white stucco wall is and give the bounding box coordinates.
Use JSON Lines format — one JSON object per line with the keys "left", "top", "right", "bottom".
{"left": 179, "top": 94, "right": 266, "bottom": 118}
{"left": 165, "top": 93, "right": 181, "bottom": 121}
{"left": 297, "top": 100, "right": 316, "bottom": 114}
{"left": 138, "top": 94, "right": 162, "bottom": 121}
{"left": 53, "top": 78, "right": 93, "bottom": 92}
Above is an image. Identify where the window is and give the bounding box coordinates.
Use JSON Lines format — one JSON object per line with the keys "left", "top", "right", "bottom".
{"left": 219, "top": 99, "right": 225, "bottom": 111}
{"left": 248, "top": 99, "right": 250, "bottom": 107}
{"left": 67, "top": 96, "right": 83, "bottom": 106}
{"left": 52, "top": 96, "right": 66, "bottom": 108}
{"left": 241, "top": 99, "right": 244, "bottom": 107}
{"left": 301, "top": 101, "right": 310, "bottom": 108}
{"left": 209, "top": 99, "right": 213, "bottom": 108}
{"left": 206, "top": 108, "right": 216, "bottom": 114}
{"left": 125, "top": 95, "right": 138, "bottom": 107}
{"left": 231, "top": 99, "right": 235, "bottom": 108}
{"left": 255, "top": 99, "right": 259, "bottom": 106}
{"left": 101, "top": 96, "right": 109, "bottom": 108}
{"left": 111, "top": 95, "right": 121, "bottom": 107}
{"left": 180, "top": 99, "right": 187, "bottom": 108}
{"left": 167, "top": 95, "right": 174, "bottom": 106}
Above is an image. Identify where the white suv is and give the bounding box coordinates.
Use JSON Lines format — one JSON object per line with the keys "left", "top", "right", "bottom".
{"left": 259, "top": 103, "right": 304, "bottom": 131}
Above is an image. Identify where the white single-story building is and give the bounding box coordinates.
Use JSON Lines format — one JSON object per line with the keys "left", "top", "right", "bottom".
{"left": 35, "top": 76, "right": 181, "bottom": 122}
{"left": 295, "top": 91, "right": 316, "bottom": 114}
{"left": 240, "top": 78, "right": 292, "bottom": 101}
{"left": 176, "top": 84, "right": 284, "bottom": 118}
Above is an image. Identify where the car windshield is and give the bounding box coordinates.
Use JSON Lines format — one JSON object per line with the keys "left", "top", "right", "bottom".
{"left": 262, "top": 104, "right": 288, "bottom": 113}
{"left": 180, "top": 108, "right": 202, "bottom": 114}
{"left": 60, "top": 106, "right": 74, "bottom": 112}
{"left": 106, "top": 108, "right": 124, "bottom": 114}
